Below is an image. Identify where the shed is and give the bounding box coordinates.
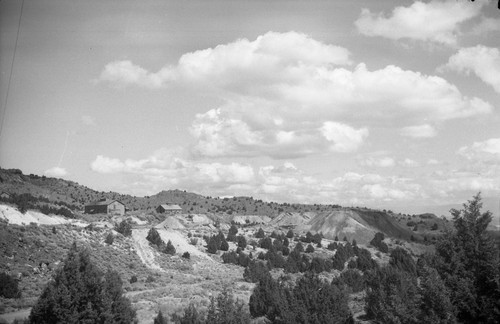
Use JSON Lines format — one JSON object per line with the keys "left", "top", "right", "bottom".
{"left": 156, "top": 204, "right": 183, "bottom": 214}
{"left": 85, "top": 199, "right": 125, "bottom": 216}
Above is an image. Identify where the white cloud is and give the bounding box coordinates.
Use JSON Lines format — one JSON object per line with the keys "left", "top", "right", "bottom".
{"left": 400, "top": 124, "right": 437, "bottom": 138}
{"left": 355, "top": 0, "right": 484, "bottom": 46}
{"left": 99, "top": 60, "right": 174, "bottom": 89}
{"left": 458, "top": 138, "right": 500, "bottom": 160}
{"left": 362, "top": 184, "right": 411, "bottom": 200}
{"left": 90, "top": 152, "right": 255, "bottom": 190}
{"left": 190, "top": 108, "right": 369, "bottom": 158}
{"left": 99, "top": 32, "right": 493, "bottom": 159}
{"left": 361, "top": 156, "right": 396, "bottom": 168}
{"left": 81, "top": 115, "right": 96, "bottom": 126}
{"left": 400, "top": 158, "right": 420, "bottom": 167}
{"left": 321, "top": 122, "right": 369, "bottom": 152}
{"left": 442, "top": 45, "right": 500, "bottom": 93}
{"left": 44, "top": 167, "right": 68, "bottom": 177}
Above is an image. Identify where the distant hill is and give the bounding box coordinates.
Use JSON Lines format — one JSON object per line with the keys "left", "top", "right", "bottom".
{"left": 0, "top": 167, "right": 341, "bottom": 217}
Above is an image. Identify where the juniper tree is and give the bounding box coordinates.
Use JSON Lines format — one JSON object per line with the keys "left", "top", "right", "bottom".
{"left": 29, "top": 242, "right": 136, "bottom": 324}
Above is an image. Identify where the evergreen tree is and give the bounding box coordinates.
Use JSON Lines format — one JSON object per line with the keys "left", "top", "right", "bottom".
{"left": 206, "top": 236, "right": 219, "bottom": 254}
{"left": 255, "top": 228, "right": 265, "bottom": 238}
{"left": 418, "top": 266, "right": 456, "bottom": 324}
{"left": 153, "top": 310, "right": 167, "bottom": 324}
{"left": 227, "top": 224, "right": 238, "bottom": 242}
{"left": 389, "top": 247, "right": 416, "bottom": 275}
{"left": 29, "top": 243, "right": 136, "bottom": 324}
{"left": 206, "top": 287, "right": 250, "bottom": 324}
{"left": 173, "top": 303, "right": 203, "bottom": 324}
{"left": 286, "top": 229, "right": 294, "bottom": 239}
{"left": 219, "top": 237, "right": 229, "bottom": 251}
{"left": 237, "top": 235, "right": 247, "bottom": 249}
{"left": 146, "top": 228, "right": 164, "bottom": 247}
{"left": 365, "top": 266, "right": 420, "bottom": 324}
{"left": 433, "top": 193, "right": 500, "bottom": 323}
{"left": 294, "top": 242, "right": 304, "bottom": 253}
{"left": 163, "top": 240, "right": 176, "bottom": 255}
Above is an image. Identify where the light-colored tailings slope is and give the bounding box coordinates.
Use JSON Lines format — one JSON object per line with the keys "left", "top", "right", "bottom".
{"left": 270, "top": 212, "right": 315, "bottom": 227}
{"left": 307, "top": 210, "right": 375, "bottom": 244}
{"left": 0, "top": 204, "right": 87, "bottom": 227}
{"left": 131, "top": 229, "right": 164, "bottom": 271}
{"left": 156, "top": 228, "right": 213, "bottom": 261}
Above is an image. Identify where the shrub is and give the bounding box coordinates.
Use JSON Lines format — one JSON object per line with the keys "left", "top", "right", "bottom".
{"left": 130, "top": 275, "right": 138, "bottom": 284}
{"left": 105, "top": 232, "right": 114, "bottom": 245}
{"left": 370, "top": 232, "right": 388, "bottom": 253}
{"left": 182, "top": 252, "right": 190, "bottom": 259}
{"left": 116, "top": 220, "right": 132, "bottom": 237}
{"left": 146, "top": 275, "right": 155, "bottom": 283}
{"left": 305, "top": 244, "right": 315, "bottom": 253}
{"left": 0, "top": 272, "right": 21, "bottom": 298}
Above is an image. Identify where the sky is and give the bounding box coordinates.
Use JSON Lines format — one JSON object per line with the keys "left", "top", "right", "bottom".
{"left": 1, "top": 0, "right": 499, "bottom": 217}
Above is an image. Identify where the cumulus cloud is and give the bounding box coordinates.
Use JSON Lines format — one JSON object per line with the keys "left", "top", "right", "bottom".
{"left": 400, "top": 158, "right": 420, "bottom": 167}
{"left": 400, "top": 124, "right": 437, "bottom": 138}
{"left": 44, "top": 167, "right": 68, "bottom": 177}
{"left": 442, "top": 45, "right": 500, "bottom": 93}
{"left": 321, "top": 122, "right": 369, "bottom": 152}
{"left": 361, "top": 156, "right": 396, "bottom": 168}
{"left": 99, "top": 31, "right": 492, "bottom": 159}
{"left": 355, "top": 0, "right": 484, "bottom": 46}
{"left": 90, "top": 152, "right": 255, "bottom": 189}
{"left": 99, "top": 60, "right": 174, "bottom": 88}
{"left": 81, "top": 115, "right": 96, "bottom": 126}
{"left": 190, "top": 108, "right": 369, "bottom": 158}
{"left": 458, "top": 138, "right": 500, "bottom": 160}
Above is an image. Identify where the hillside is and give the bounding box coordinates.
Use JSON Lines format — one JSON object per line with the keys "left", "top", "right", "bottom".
{"left": 0, "top": 168, "right": 340, "bottom": 217}
{"left": 0, "top": 167, "right": 451, "bottom": 242}
{"left": 3, "top": 168, "right": 497, "bottom": 323}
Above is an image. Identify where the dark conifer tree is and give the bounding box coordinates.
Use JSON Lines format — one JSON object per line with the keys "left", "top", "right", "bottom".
{"left": 255, "top": 228, "right": 265, "bottom": 238}
{"left": 163, "top": 240, "right": 176, "bottom": 255}
{"left": 29, "top": 243, "right": 136, "bottom": 324}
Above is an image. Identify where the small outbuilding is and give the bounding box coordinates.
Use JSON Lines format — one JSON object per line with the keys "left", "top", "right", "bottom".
{"left": 85, "top": 199, "right": 125, "bottom": 216}
{"left": 156, "top": 204, "right": 182, "bottom": 214}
